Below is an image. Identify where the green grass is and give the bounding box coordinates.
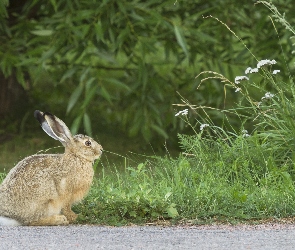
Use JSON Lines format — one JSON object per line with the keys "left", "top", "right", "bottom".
{"left": 74, "top": 132, "right": 295, "bottom": 225}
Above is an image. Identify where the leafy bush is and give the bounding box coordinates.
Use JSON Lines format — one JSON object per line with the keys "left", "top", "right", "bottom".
{"left": 1, "top": 0, "right": 295, "bottom": 142}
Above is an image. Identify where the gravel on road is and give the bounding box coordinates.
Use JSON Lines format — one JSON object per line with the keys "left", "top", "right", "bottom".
{"left": 1, "top": 223, "right": 295, "bottom": 250}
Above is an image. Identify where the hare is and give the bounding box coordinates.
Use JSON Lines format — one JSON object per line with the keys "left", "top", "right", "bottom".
{"left": 0, "top": 110, "right": 102, "bottom": 226}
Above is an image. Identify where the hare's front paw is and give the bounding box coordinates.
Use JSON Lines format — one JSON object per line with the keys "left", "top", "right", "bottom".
{"left": 54, "top": 215, "right": 70, "bottom": 225}
{"left": 62, "top": 207, "right": 78, "bottom": 223}
{"left": 65, "top": 211, "right": 78, "bottom": 223}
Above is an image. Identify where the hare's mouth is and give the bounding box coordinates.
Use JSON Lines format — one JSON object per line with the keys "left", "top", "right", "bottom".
{"left": 94, "top": 149, "right": 103, "bottom": 159}
{"left": 83, "top": 148, "right": 103, "bottom": 161}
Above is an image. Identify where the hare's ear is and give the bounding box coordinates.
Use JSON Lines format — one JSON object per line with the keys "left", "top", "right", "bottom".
{"left": 34, "top": 110, "right": 73, "bottom": 144}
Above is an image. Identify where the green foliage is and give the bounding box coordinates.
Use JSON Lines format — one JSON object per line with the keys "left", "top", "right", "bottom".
{"left": 75, "top": 129, "right": 295, "bottom": 225}
{"left": 74, "top": 3, "right": 295, "bottom": 225}
{"left": 0, "top": 0, "right": 8, "bottom": 18}
{"left": 0, "top": 172, "right": 5, "bottom": 183}
{"left": 1, "top": 0, "right": 295, "bottom": 142}
{"left": 77, "top": 51, "right": 295, "bottom": 224}
{"left": 74, "top": 163, "right": 178, "bottom": 225}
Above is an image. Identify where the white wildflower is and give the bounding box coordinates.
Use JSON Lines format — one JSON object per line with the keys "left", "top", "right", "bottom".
{"left": 245, "top": 67, "right": 259, "bottom": 74}
{"left": 175, "top": 109, "right": 188, "bottom": 117}
{"left": 200, "top": 124, "right": 209, "bottom": 131}
{"left": 272, "top": 69, "right": 280, "bottom": 75}
{"left": 250, "top": 68, "right": 259, "bottom": 73}
{"left": 245, "top": 67, "right": 252, "bottom": 74}
{"left": 261, "top": 92, "right": 274, "bottom": 100}
{"left": 242, "top": 130, "right": 250, "bottom": 137}
{"left": 235, "top": 76, "right": 249, "bottom": 84}
{"left": 235, "top": 88, "right": 241, "bottom": 92}
{"left": 257, "top": 59, "right": 276, "bottom": 69}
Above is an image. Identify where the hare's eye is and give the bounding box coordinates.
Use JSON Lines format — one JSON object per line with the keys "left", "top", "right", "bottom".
{"left": 85, "top": 140, "right": 91, "bottom": 146}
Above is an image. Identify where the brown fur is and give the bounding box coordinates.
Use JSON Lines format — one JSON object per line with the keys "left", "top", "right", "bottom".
{"left": 0, "top": 111, "right": 102, "bottom": 226}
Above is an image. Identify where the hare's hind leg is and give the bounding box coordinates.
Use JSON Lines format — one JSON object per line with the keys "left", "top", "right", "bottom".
{"left": 28, "top": 215, "right": 69, "bottom": 226}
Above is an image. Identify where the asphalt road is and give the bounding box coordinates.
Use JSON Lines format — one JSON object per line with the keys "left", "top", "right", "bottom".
{"left": 1, "top": 224, "right": 295, "bottom": 250}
